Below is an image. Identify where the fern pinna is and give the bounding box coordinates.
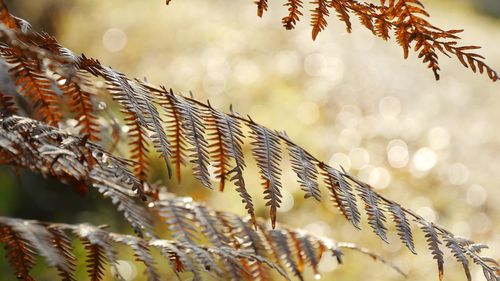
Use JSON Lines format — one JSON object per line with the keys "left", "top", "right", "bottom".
{"left": 0, "top": 1, "right": 498, "bottom": 281}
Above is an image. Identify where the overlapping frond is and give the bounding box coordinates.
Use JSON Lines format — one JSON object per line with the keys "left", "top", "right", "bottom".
{"left": 0, "top": 115, "right": 153, "bottom": 236}
{"left": 0, "top": 114, "right": 406, "bottom": 280}
{"left": 0, "top": 217, "right": 283, "bottom": 281}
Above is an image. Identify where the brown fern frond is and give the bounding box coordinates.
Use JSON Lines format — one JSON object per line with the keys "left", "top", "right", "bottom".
{"left": 310, "top": 0, "right": 331, "bottom": 40}
{"left": 59, "top": 74, "right": 100, "bottom": 142}
{"left": 124, "top": 109, "right": 150, "bottom": 182}
{"left": 46, "top": 226, "right": 77, "bottom": 281}
{"left": 81, "top": 239, "right": 106, "bottom": 281}
{"left": 0, "top": 222, "right": 36, "bottom": 281}
{"left": 72, "top": 224, "right": 122, "bottom": 280}
{"left": 249, "top": 122, "right": 283, "bottom": 228}
{"left": 0, "top": 216, "right": 298, "bottom": 281}
{"left": 0, "top": 10, "right": 498, "bottom": 279}
{"left": 255, "top": 0, "right": 269, "bottom": 17}
{"left": 191, "top": 203, "right": 230, "bottom": 247}
{"left": 164, "top": 0, "right": 500, "bottom": 81}
{"left": 0, "top": 90, "right": 17, "bottom": 116}
{"left": 0, "top": 115, "right": 153, "bottom": 235}
{"left": 0, "top": 0, "right": 18, "bottom": 29}
{"left": 205, "top": 103, "right": 255, "bottom": 224}
{"left": 330, "top": 0, "right": 352, "bottom": 33}
{"left": 152, "top": 86, "right": 187, "bottom": 182}
{"left": 283, "top": 0, "right": 304, "bottom": 30}
{"left": 295, "top": 232, "right": 322, "bottom": 276}
{"left": 135, "top": 80, "right": 173, "bottom": 180}
{"left": 0, "top": 46, "right": 62, "bottom": 124}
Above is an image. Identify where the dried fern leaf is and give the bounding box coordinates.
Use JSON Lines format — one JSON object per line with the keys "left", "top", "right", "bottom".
{"left": 270, "top": 230, "right": 304, "bottom": 281}
{"left": 46, "top": 226, "right": 77, "bottom": 281}
{"left": 205, "top": 103, "right": 255, "bottom": 224}
{"left": 320, "top": 165, "right": 361, "bottom": 229}
{"left": 347, "top": 175, "right": 388, "bottom": 242}
{"left": 387, "top": 201, "right": 416, "bottom": 254}
{"left": 157, "top": 198, "right": 199, "bottom": 243}
{"left": 442, "top": 233, "right": 471, "bottom": 281}
{"left": 0, "top": 90, "right": 18, "bottom": 116}
{"left": 0, "top": 46, "right": 61, "bottom": 124}
{"left": 171, "top": 95, "right": 211, "bottom": 188}
{"left": 283, "top": 133, "right": 321, "bottom": 201}
{"left": 283, "top": 0, "right": 304, "bottom": 29}
{"left": 249, "top": 122, "right": 283, "bottom": 228}
{"left": 416, "top": 219, "right": 444, "bottom": 281}
{"left": 310, "top": 0, "right": 331, "bottom": 40}
{"left": 0, "top": 221, "right": 36, "bottom": 281}
{"left": 110, "top": 234, "right": 161, "bottom": 281}
{"left": 59, "top": 74, "right": 100, "bottom": 142}
{"left": 255, "top": 0, "right": 269, "bottom": 17}
{"left": 152, "top": 87, "right": 187, "bottom": 181}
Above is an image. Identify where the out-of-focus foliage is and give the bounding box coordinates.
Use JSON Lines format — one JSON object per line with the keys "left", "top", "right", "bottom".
{"left": 1, "top": 0, "right": 499, "bottom": 280}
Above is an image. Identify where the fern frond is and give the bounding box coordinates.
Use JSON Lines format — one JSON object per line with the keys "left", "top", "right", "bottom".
{"left": 348, "top": 175, "right": 388, "bottom": 242}
{"left": 270, "top": 230, "right": 304, "bottom": 280}
{"left": 157, "top": 197, "right": 199, "bottom": 243}
{"left": 283, "top": 0, "right": 304, "bottom": 30}
{"left": 0, "top": 216, "right": 290, "bottom": 281}
{"left": 255, "top": 0, "right": 269, "bottom": 17}
{"left": 46, "top": 226, "right": 77, "bottom": 281}
{"left": 387, "top": 201, "right": 416, "bottom": 254}
{"left": 417, "top": 218, "right": 444, "bottom": 281}
{"left": 191, "top": 203, "right": 230, "bottom": 247}
{"left": 172, "top": 95, "right": 211, "bottom": 188}
{"left": 152, "top": 86, "right": 187, "bottom": 182}
{"left": 249, "top": 122, "right": 283, "bottom": 228}
{"left": 0, "top": 90, "right": 17, "bottom": 116}
{"left": 0, "top": 115, "right": 153, "bottom": 236}
{"left": 161, "top": 0, "right": 500, "bottom": 81}
{"left": 282, "top": 132, "right": 321, "bottom": 201}
{"left": 442, "top": 234, "right": 471, "bottom": 281}
{"left": 0, "top": 9, "right": 498, "bottom": 279}
{"left": 0, "top": 222, "right": 36, "bottom": 281}
{"left": 0, "top": 1, "right": 18, "bottom": 29}
{"left": 110, "top": 234, "right": 161, "bottom": 281}
{"left": 310, "top": 0, "right": 331, "bottom": 40}
{"left": 59, "top": 74, "right": 100, "bottom": 142}
{"left": 0, "top": 46, "right": 62, "bottom": 124}
{"left": 330, "top": 0, "right": 352, "bottom": 33}
{"left": 135, "top": 81, "right": 173, "bottom": 181}
{"left": 320, "top": 165, "right": 361, "bottom": 229}
{"left": 206, "top": 104, "right": 255, "bottom": 223}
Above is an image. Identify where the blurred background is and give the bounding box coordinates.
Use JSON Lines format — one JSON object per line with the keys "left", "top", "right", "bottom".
{"left": 1, "top": 0, "right": 499, "bottom": 280}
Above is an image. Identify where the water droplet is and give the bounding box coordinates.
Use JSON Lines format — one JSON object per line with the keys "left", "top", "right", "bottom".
{"left": 58, "top": 78, "right": 67, "bottom": 85}
{"left": 148, "top": 202, "right": 155, "bottom": 208}
{"left": 314, "top": 274, "right": 321, "bottom": 280}
{"left": 98, "top": 101, "right": 107, "bottom": 110}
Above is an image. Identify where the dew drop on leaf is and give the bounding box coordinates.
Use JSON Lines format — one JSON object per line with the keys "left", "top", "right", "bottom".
{"left": 98, "top": 101, "right": 107, "bottom": 110}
